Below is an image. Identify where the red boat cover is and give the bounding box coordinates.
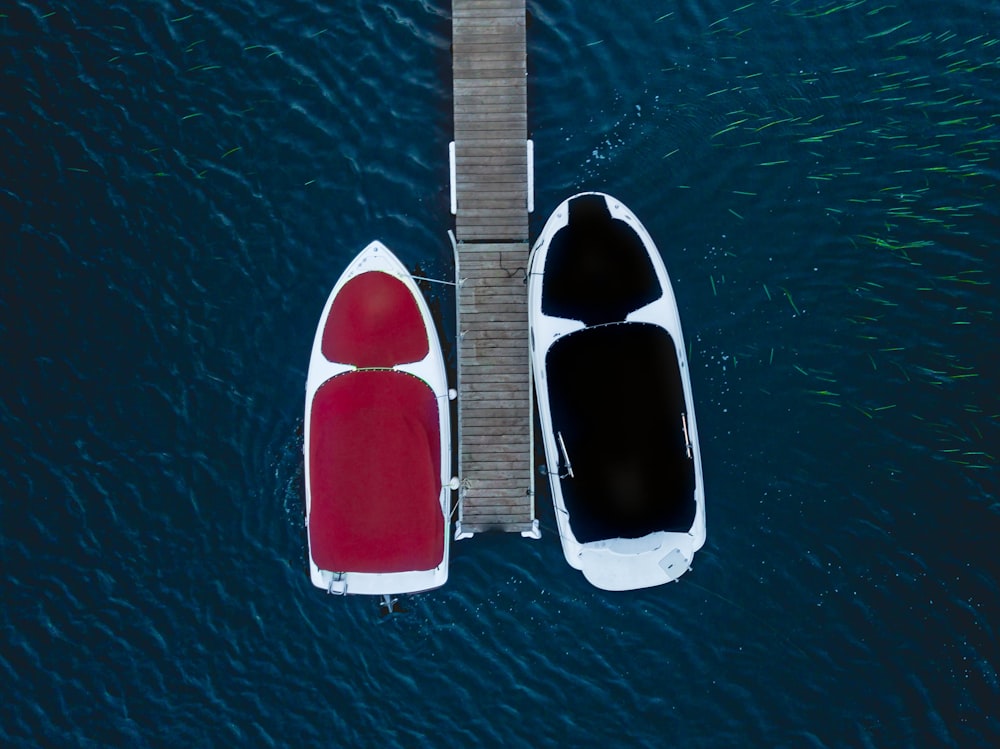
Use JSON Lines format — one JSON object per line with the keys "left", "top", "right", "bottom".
{"left": 322, "top": 271, "right": 429, "bottom": 367}
{"left": 309, "top": 370, "right": 444, "bottom": 573}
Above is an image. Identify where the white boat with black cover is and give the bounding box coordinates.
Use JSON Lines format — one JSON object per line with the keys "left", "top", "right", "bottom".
{"left": 528, "top": 193, "right": 706, "bottom": 591}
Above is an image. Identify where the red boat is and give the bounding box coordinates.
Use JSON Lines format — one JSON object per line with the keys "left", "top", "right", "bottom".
{"left": 304, "top": 241, "right": 452, "bottom": 596}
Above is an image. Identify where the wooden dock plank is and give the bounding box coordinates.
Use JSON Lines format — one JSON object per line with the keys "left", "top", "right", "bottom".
{"left": 452, "top": 2, "right": 535, "bottom": 537}
{"left": 454, "top": 242, "right": 534, "bottom": 536}
{"left": 452, "top": 0, "right": 528, "bottom": 245}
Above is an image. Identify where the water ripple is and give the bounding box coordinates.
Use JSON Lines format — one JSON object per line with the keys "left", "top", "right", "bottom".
{"left": 3, "top": 0, "right": 999, "bottom": 746}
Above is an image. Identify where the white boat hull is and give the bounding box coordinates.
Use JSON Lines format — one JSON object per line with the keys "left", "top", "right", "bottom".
{"left": 529, "top": 193, "right": 706, "bottom": 591}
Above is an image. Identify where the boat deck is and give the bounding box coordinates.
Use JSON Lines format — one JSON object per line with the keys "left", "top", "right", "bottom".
{"left": 451, "top": 0, "right": 536, "bottom": 537}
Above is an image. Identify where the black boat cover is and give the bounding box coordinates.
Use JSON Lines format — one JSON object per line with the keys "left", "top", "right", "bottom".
{"left": 545, "top": 322, "right": 696, "bottom": 543}
{"left": 541, "top": 193, "right": 662, "bottom": 326}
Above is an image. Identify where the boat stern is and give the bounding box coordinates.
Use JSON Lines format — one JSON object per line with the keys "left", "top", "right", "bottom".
{"left": 574, "top": 531, "right": 701, "bottom": 591}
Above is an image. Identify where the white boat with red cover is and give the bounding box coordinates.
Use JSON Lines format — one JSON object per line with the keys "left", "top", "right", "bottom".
{"left": 305, "top": 241, "right": 451, "bottom": 596}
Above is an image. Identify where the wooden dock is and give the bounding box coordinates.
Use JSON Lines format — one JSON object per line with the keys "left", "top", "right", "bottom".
{"left": 451, "top": 0, "right": 537, "bottom": 538}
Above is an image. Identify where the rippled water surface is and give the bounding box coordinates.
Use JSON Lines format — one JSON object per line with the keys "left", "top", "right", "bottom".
{"left": 2, "top": 1, "right": 998, "bottom": 747}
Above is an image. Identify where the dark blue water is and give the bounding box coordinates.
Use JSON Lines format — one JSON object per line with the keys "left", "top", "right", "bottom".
{"left": 2, "top": 0, "right": 998, "bottom": 746}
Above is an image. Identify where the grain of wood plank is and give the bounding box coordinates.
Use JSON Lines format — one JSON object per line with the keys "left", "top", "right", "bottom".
{"left": 453, "top": 120, "right": 526, "bottom": 132}
{"left": 453, "top": 139, "right": 527, "bottom": 151}
{"left": 453, "top": 4, "right": 524, "bottom": 15}
{"left": 460, "top": 308, "right": 525, "bottom": 317}
{"left": 456, "top": 222, "right": 526, "bottom": 235}
{"left": 455, "top": 166, "right": 526, "bottom": 175}
{"left": 462, "top": 476, "right": 528, "bottom": 488}
{"left": 453, "top": 13, "right": 523, "bottom": 22}
{"left": 458, "top": 195, "right": 527, "bottom": 207}
{"left": 454, "top": 53, "right": 523, "bottom": 67}
{"left": 462, "top": 500, "right": 534, "bottom": 511}
{"left": 458, "top": 197, "right": 529, "bottom": 209}
{"left": 461, "top": 495, "right": 533, "bottom": 506}
{"left": 461, "top": 477, "right": 531, "bottom": 488}
{"left": 458, "top": 314, "right": 525, "bottom": 325}
{"left": 462, "top": 297, "right": 522, "bottom": 309}
{"left": 455, "top": 0, "right": 522, "bottom": 8}
{"left": 459, "top": 264, "right": 522, "bottom": 273}
{"left": 453, "top": 16, "right": 524, "bottom": 28}
{"left": 459, "top": 250, "right": 525, "bottom": 260}
{"left": 462, "top": 513, "right": 533, "bottom": 523}
{"left": 462, "top": 278, "right": 525, "bottom": 289}
{"left": 461, "top": 296, "right": 526, "bottom": 308}
{"left": 456, "top": 224, "right": 523, "bottom": 235}
{"left": 464, "top": 431, "right": 530, "bottom": 438}
{"left": 456, "top": 198, "right": 526, "bottom": 211}
{"left": 462, "top": 505, "right": 535, "bottom": 516}
{"left": 461, "top": 305, "right": 525, "bottom": 313}
{"left": 455, "top": 160, "right": 528, "bottom": 172}
{"left": 461, "top": 495, "right": 530, "bottom": 504}
{"left": 464, "top": 359, "right": 522, "bottom": 366}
